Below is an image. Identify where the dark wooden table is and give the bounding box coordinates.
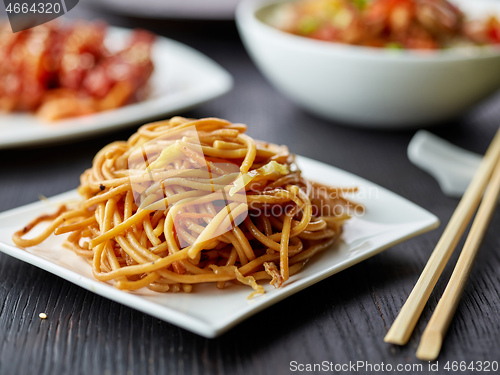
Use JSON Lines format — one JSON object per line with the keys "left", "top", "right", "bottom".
{"left": 0, "top": 6, "right": 499, "bottom": 375}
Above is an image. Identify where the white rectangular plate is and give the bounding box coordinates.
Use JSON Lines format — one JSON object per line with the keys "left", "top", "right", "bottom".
{"left": 0, "top": 28, "right": 233, "bottom": 148}
{"left": 0, "top": 156, "right": 439, "bottom": 337}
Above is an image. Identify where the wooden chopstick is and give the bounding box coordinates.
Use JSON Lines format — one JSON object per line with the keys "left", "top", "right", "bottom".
{"left": 416, "top": 156, "right": 500, "bottom": 360}
{"left": 384, "top": 127, "right": 500, "bottom": 346}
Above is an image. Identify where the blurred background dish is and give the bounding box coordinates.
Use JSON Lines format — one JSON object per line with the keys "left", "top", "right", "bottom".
{"left": 0, "top": 21, "right": 156, "bottom": 122}
{"left": 0, "top": 27, "right": 233, "bottom": 148}
{"left": 236, "top": 0, "right": 500, "bottom": 128}
{"left": 85, "top": 0, "right": 242, "bottom": 20}
{"left": 267, "top": 0, "right": 500, "bottom": 49}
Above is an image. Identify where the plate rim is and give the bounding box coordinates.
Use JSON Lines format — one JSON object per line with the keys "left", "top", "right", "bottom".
{"left": 84, "top": 0, "right": 240, "bottom": 21}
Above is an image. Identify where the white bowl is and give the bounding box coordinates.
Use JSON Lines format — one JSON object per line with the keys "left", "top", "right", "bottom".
{"left": 236, "top": 0, "right": 500, "bottom": 128}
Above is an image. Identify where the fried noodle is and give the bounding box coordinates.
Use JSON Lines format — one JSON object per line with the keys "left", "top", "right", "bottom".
{"left": 13, "top": 117, "right": 358, "bottom": 296}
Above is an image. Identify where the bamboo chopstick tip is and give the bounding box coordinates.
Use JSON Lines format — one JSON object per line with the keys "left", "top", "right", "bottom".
{"left": 384, "top": 330, "right": 410, "bottom": 346}
{"left": 416, "top": 330, "right": 443, "bottom": 361}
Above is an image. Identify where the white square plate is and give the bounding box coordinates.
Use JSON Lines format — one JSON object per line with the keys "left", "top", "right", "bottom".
{"left": 0, "top": 27, "right": 233, "bottom": 148}
{"left": 0, "top": 156, "right": 439, "bottom": 337}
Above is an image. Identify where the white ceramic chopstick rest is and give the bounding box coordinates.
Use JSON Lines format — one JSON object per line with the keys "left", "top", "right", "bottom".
{"left": 408, "top": 130, "right": 482, "bottom": 198}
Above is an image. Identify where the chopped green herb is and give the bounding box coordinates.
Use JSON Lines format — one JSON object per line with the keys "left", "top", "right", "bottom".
{"left": 351, "top": 0, "right": 368, "bottom": 10}
{"left": 386, "top": 42, "right": 404, "bottom": 50}
{"left": 298, "top": 16, "right": 321, "bottom": 34}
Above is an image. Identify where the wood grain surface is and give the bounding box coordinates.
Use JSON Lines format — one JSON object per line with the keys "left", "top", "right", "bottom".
{"left": 0, "top": 6, "right": 499, "bottom": 375}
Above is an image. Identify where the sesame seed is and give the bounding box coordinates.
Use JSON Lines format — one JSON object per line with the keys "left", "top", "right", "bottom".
{"left": 39, "top": 313, "right": 47, "bottom": 319}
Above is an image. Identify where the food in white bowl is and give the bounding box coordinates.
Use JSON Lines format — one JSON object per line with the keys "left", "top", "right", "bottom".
{"left": 271, "top": 0, "right": 500, "bottom": 50}
{"left": 236, "top": 0, "right": 500, "bottom": 128}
